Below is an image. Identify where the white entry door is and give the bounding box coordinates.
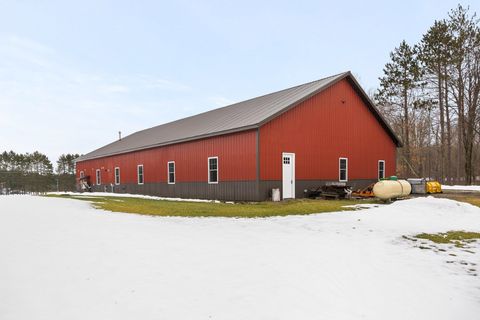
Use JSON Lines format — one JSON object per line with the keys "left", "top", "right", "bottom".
{"left": 282, "top": 153, "right": 295, "bottom": 199}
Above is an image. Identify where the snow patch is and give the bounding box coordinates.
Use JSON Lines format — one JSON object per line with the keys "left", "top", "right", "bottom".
{"left": 342, "top": 203, "right": 385, "bottom": 210}
{"left": 47, "top": 191, "right": 225, "bottom": 203}
{"left": 442, "top": 185, "right": 480, "bottom": 192}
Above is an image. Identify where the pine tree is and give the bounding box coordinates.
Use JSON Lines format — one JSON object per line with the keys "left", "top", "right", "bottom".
{"left": 419, "top": 19, "right": 454, "bottom": 183}
{"left": 375, "top": 40, "right": 425, "bottom": 177}
{"left": 446, "top": 5, "right": 480, "bottom": 184}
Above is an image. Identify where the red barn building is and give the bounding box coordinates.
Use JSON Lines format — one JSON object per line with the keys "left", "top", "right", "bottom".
{"left": 75, "top": 72, "right": 401, "bottom": 201}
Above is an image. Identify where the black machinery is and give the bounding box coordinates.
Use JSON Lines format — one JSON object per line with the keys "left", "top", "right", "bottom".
{"left": 304, "top": 182, "right": 352, "bottom": 199}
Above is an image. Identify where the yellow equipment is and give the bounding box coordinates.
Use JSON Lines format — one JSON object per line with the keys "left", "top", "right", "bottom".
{"left": 352, "top": 182, "right": 376, "bottom": 198}
{"left": 426, "top": 181, "right": 442, "bottom": 194}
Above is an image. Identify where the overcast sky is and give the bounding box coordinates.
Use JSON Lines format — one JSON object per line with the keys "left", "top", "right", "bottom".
{"left": 0, "top": 0, "right": 478, "bottom": 163}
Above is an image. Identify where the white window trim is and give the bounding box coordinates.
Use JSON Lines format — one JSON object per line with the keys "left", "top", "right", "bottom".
{"left": 208, "top": 156, "right": 219, "bottom": 184}
{"left": 96, "top": 169, "right": 101, "bottom": 185}
{"left": 114, "top": 167, "right": 120, "bottom": 185}
{"left": 339, "top": 157, "right": 348, "bottom": 182}
{"left": 80, "top": 170, "right": 85, "bottom": 178}
{"left": 167, "top": 161, "right": 175, "bottom": 184}
{"left": 137, "top": 164, "right": 144, "bottom": 185}
{"left": 378, "top": 160, "right": 385, "bottom": 180}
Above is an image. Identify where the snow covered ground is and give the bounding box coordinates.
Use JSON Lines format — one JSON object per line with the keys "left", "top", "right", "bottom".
{"left": 46, "top": 191, "right": 227, "bottom": 203}
{"left": 1, "top": 195, "right": 479, "bottom": 320}
{"left": 442, "top": 185, "right": 480, "bottom": 192}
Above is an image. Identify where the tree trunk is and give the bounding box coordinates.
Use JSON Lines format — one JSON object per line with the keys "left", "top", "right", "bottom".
{"left": 456, "top": 69, "right": 464, "bottom": 185}
{"left": 403, "top": 89, "right": 411, "bottom": 176}
{"left": 444, "top": 70, "right": 452, "bottom": 185}
{"left": 438, "top": 66, "right": 446, "bottom": 183}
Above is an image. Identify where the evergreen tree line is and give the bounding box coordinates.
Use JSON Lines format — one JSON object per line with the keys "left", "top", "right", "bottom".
{"left": 0, "top": 151, "right": 79, "bottom": 194}
{"left": 375, "top": 5, "right": 480, "bottom": 185}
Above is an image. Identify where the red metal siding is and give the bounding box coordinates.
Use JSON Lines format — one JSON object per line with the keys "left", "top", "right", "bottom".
{"left": 77, "top": 78, "right": 397, "bottom": 194}
{"left": 76, "top": 130, "right": 257, "bottom": 184}
{"left": 259, "top": 78, "right": 397, "bottom": 181}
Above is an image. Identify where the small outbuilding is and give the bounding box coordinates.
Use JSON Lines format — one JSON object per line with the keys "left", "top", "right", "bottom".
{"left": 75, "top": 72, "right": 401, "bottom": 201}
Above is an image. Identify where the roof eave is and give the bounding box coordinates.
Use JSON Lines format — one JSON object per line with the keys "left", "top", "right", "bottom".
{"left": 256, "top": 71, "right": 402, "bottom": 148}
{"left": 75, "top": 124, "right": 260, "bottom": 162}
{"left": 344, "top": 75, "right": 403, "bottom": 147}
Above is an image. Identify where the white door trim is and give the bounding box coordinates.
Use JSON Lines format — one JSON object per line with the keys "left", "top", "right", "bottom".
{"left": 282, "top": 152, "right": 295, "bottom": 199}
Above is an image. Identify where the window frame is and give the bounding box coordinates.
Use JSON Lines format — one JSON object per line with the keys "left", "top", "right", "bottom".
{"left": 167, "top": 161, "right": 175, "bottom": 184}
{"left": 378, "top": 160, "right": 385, "bottom": 180}
{"left": 114, "top": 167, "right": 121, "bottom": 185}
{"left": 208, "top": 156, "right": 219, "bottom": 184}
{"left": 339, "top": 157, "right": 348, "bottom": 182}
{"left": 96, "top": 169, "right": 101, "bottom": 185}
{"left": 80, "top": 170, "right": 85, "bottom": 179}
{"left": 137, "top": 164, "right": 144, "bottom": 185}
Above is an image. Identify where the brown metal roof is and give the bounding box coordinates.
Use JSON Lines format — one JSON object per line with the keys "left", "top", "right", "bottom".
{"left": 77, "top": 71, "right": 401, "bottom": 162}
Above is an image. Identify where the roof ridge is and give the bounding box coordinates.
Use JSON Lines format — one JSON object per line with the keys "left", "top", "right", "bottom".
{"left": 213, "top": 71, "right": 350, "bottom": 110}
{"left": 132, "top": 71, "right": 350, "bottom": 135}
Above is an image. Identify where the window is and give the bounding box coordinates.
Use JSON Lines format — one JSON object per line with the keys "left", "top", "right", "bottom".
{"left": 339, "top": 158, "right": 348, "bottom": 182}
{"left": 137, "top": 165, "right": 144, "bottom": 185}
{"left": 283, "top": 157, "right": 290, "bottom": 164}
{"left": 378, "top": 160, "right": 385, "bottom": 180}
{"left": 115, "top": 167, "right": 120, "bottom": 185}
{"left": 208, "top": 157, "right": 218, "bottom": 184}
{"left": 80, "top": 170, "right": 85, "bottom": 179}
{"left": 167, "top": 161, "right": 175, "bottom": 184}
{"left": 96, "top": 169, "right": 101, "bottom": 185}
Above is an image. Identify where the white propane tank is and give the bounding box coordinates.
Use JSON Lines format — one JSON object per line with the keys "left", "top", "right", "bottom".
{"left": 373, "top": 179, "right": 411, "bottom": 200}
{"left": 398, "top": 180, "right": 412, "bottom": 196}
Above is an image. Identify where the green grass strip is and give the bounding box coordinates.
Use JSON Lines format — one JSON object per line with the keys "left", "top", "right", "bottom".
{"left": 45, "top": 194, "right": 378, "bottom": 218}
